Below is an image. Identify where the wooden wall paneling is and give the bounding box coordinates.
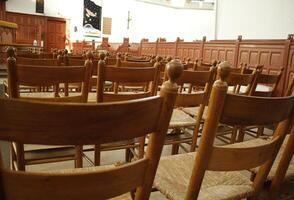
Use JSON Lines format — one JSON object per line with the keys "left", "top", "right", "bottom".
{"left": 177, "top": 41, "right": 202, "bottom": 60}
{"left": 47, "top": 18, "right": 66, "bottom": 51}
{"left": 157, "top": 42, "right": 174, "bottom": 57}
{"left": 141, "top": 42, "right": 156, "bottom": 56}
{"left": 202, "top": 40, "right": 236, "bottom": 64}
{"left": 238, "top": 40, "right": 286, "bottom": 95}
{"left": 5, "top": 12, "right": 66, "bottom": 52}
{"left": 284, "top": 35, "right": 294, "bottom": 95}
{"left": 6, "top": 12, "right": 46, "bottom": 45}
{"left": 137, "top": 35, "right": 294, "bottom": 94}
{"left": 0, "top": 2, "right": 6, "bottom": 20}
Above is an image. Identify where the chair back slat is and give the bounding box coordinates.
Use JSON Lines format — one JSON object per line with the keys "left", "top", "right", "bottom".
{"left": 103, "top": 66, "right": 157, "bottom": 83}
{"left": 120, "top": 61, "right": 153, "bottom": 68}
{"left": 67, "top": 58, "right": 85, "bottom": 66}
{"left": 20, "top": 95, "right": 84, "bottom": 103}
{"left": 2, "top": 159, "right": 148, "bottom": 200}
{"left": 0, "top": 97, "right": 162, "bottom": 145}
{"left": 220, "top": 94, "right": 294, "bottom": 126}
{"left": 208, "top": 137, "right": 281, "bottom": 171}
{"left": 16, "top": 65, "right": 87, "bottom": 86}
{"left": 102, "top": 92, "right": 151, "bottom": 102}
{"left": 175, "top": 70, "right": 213, "bottom": 86}
{"left": 227, "top": 73, "right": 255, "bottom": 86}
{"left": 16, "top": 57, "right": 59, "bottom": 66}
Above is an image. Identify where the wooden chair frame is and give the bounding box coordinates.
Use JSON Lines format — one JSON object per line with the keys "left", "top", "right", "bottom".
{"left": 6, "top": 47, "right": 92, "bottom": 171}
{"left": 0, "top": 62, "right": 181, "bottom": 200}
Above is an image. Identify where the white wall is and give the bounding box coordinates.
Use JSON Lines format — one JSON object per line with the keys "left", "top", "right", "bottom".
{"left": 216, "top": 0, "right": 294, "bottom": 39}
{"left": 5, "top": 0, "right": 215, "bottom": 43}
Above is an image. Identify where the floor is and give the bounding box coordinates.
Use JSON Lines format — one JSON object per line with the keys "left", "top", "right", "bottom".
{"left": 0, "top": 79, "right": 293, "bottom": 199}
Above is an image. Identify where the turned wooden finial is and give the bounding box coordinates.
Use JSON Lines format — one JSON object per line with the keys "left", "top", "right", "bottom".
{"left": 166, "top": 56, "right": 172, "bottom": 62}
{"left": 99, "top": 52, "right": 106, "bottom": 60}
{"left": 166, "top": 59, "right": 183, "bottom": 83}
{"left": 7, "top": 46, "right": 15, "bottom": 58}
{"left": 217, "top": 61, "right": 231, "bottom": 83}
{"left": 156, "top": 56, "right": 163, "bottom": 63}
{"left": 86, "top": 51, "right": 94, "bottom": 60}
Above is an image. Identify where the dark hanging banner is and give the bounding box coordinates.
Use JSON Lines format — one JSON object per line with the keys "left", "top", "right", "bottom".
{"left": 83, "top": 0, "right": 102, "bottom": 37}
{"left": 36, "top": 0, "right": 44, "bottom": 14}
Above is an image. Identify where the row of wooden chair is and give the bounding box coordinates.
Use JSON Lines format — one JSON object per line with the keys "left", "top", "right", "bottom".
{"left": 153, "top": 62, "right": 294, "bottom": 200}
{"left": 4, "top": 48, "right": 164, "bottom": 171}
{"left": 1, "top": 59, "right": 293, "bottom": 199}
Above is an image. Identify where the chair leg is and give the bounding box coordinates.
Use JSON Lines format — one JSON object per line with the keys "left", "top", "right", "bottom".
{"left": 75, "top": 145, "right": 83, "bottom": 168}
{"left": 190, "top": 105, "right": 205, "bottom": 152}
{"left": 171, "top": 144, "right": 179, "bottom": 155}
{"left": 10, "top": 143, "right": 16, "bottom": 171}
{"left": 257, "top": 126, "right": 264, "bottom": 137}
{"left": 237, "top": 127, "right": 246, "bottom": 142}
{"left": 125, "top": 148, "right": 133, "bottom": 162}
{"left": 54, "top": 84, "right": 60, "bottom": 97}
{"left": 230, "top": 126, "right": 238, "bottom": 144}
{"left": 64, "top": 83, "right": 69, "bottom": 97}
{"left": 138, "top": 136, "right": 145, "bottom": 159}
{"left": 15, "top": 142, "right": 25, "bottom": 171}
{"left": 94, "top": 144, "right": 101, "bottom": 166}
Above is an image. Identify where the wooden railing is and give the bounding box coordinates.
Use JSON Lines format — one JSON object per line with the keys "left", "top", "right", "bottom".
{"left": 137, "top": 35, "right": 294, "bottom": 96}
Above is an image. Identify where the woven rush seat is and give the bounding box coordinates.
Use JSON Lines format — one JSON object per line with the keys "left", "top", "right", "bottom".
{"left": 169, "top": 108, "right": 196, "bottom": 129}
{"left": 182, "top": 106, "right": 208, "bottom": 119}
{"left": 154, "top": 152, "right": 254, "bottom": 200}
{"left": 247, "top": 135, "right": 294, "bottom": 181}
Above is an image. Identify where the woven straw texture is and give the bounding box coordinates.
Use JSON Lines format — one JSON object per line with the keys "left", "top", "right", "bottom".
{"left": 182, "top": 106, "right": 208, "bottom": 120}
{"left": 154, "top": 152, "right": 254, "bottom": 200}
{"left": 249, "top": 135, "right": 294, "bottom": 181}
{"left": 169, "top": 109, "right": 196, "bottom": 128}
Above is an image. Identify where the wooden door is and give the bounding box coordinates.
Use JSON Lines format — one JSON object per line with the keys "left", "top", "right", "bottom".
{"left": 46, "top": 19, "right": 66, "bottom": 51}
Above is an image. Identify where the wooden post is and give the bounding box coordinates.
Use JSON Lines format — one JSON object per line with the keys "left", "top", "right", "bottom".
{"left": 186, "top": 61, "right": 230, "bottom": 199}
{"left": 233, "top": 35, "right": 242, "bottom": 68}
{"left": 281, "top": 34, "right": 293, "bottom": 95}
{"left": 155, "top": 38, "right": 159, "bottom": 56}
{"left": 174, "top": 37, "right": 180, "bottom": 58}
{"left": 200, "top": 36, "right": 206, "bottom": 60}
{"left": 135, "top": 59, "right": 183, "bottom": 200}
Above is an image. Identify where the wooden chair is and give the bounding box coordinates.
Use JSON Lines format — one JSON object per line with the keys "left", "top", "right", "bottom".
{"left": 87, "top": 56, "right": 160, "bottom": 166}
{"left": 165, "top": 61, "right": 216, "bottom": 153}
{"left": 250, "top": 76, "right": 294, "bottom": 199}
{"left": 6, "top": 47, "right": 92, "bottom": 171}
{"left": 0, "top": 68, "right": 179, "bottom": 199}
{"left": 249, "top": 67, "right": 284, "bottom": 97}
{"left": 242, "top": 67, "right": 285, "bottom": 139}
{"left": 154, "top": 63, "right": 294, "bottom": 200}
{"left": 183, "top": 61, "right": 257, "bottom": 144}
{"left": 3, "top": 54, "right": 63, "bottom": 97}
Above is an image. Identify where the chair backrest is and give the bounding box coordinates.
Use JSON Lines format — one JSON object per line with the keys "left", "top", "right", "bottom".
{"left": 16, "top": 56, "right": 59, "bottom": 66}
{"left": 194, "top": 59, "right": 217, "bottom": 71}
{"left": 96, "top": 58, "right": 160, "bottom": 102}
{"left": 6, "top": 47, "right": 92, "bottom": 103}
{"left": 0, "top": 62, "right": 182, "bottom": 200}
{"left": 185, "top": 62, "right": 294, "bottom": 199}
{"left": 221, "top": 61, "right": 257, "bottom": 95}
{"left": 171, "top": 63, "right": 215, "bottom": 107}
{"left": 117, "top": 55, "right": 154, "bottom": 68}
{"left": 249, "top": 67, "right": 284, "bottom": 97}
